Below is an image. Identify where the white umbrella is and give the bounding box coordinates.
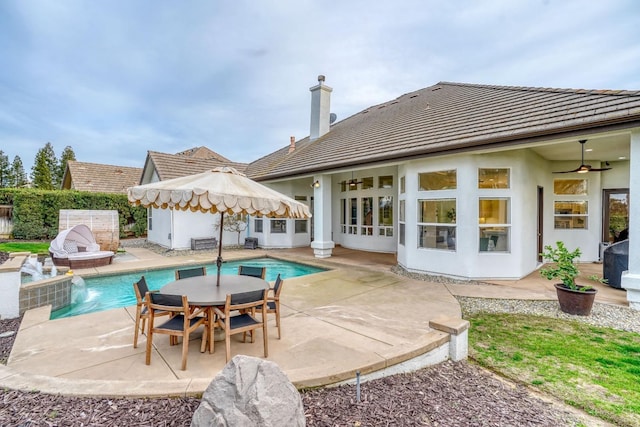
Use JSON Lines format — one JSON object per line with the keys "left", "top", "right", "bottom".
{"left": 128, "top": 166, "right": 311, "bottom": 284}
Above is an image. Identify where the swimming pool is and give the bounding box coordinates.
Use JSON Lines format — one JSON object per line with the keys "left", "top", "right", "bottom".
{"left": 50, "top": 257, "right": 325, "bottom": 319}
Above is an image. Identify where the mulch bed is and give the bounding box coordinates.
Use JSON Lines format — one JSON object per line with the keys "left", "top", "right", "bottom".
{"left": 0, "top": 358, "right": 578, "bottom": 427}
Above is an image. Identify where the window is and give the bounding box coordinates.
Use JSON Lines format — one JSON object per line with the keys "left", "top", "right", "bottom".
{"left": 378, "top": 196, "right": 393, "bottom": 237}
{"left": 254, "top": 218, "right": 263, "bottom": 233}
{"left": 554, "top": 201, "right": 588, "bottom": 229}
{"left": 295, "top": 220, "right": 307, "bottom": 233}
{"left": 379, "top": 175, "right": 393, "bottom": 189}
{"left": 418, "top": 199, "right": 456, "bottom": 250}
{"left": 478, "top": 168, "right": 510, "bottom": 189}
{"left": 349, "top": 198, "right": 357, "bottom": 234}
{"left": 554, "top": 179, "right": 587, "bottom": 195}
{"left": 361, "top": 197, "right": 373, "bottom": 235}
{"left": 419, "top": 170, "right": 456, "bottom": 190}
{"left": 340, "top": 198, "right": 346, "bottom": 233}
{"left": 479, "top": 198, "right": 510, "bottom": 252}
{"left": 399, "top": 200, "right": 405, "bottom": 246}
{"left": 271, "top": 219, "right": 287, "bottom": 233}
{"left": 400, "top": 176, "right": 405, "bottom": 194}
{"left": 148, "top": 208, "right": 153, "bottom": 231}
{"left": 362, "top": 177, "right": 374, "bottom": 190}
{"left": 294, "top": 195, "right": 308, "bottom": 201}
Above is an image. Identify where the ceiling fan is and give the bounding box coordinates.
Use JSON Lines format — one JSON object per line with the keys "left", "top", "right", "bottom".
{"left": 344, "top": 171, "right": 363, "bottom": 188}
{"left": 553, "top": 140, "right": 612, "bottom": 174}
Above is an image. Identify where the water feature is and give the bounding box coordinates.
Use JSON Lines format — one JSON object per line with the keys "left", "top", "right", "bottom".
{"left": 50, "top": 257, "right": 326, "bottom": 319}
{"left": 20, "top": 256, "right": 45, "bottom": 280}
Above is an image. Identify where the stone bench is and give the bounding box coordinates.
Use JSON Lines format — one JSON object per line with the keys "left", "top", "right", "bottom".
{"left": 191, "top": 237, "right": 218, "bottom": 250}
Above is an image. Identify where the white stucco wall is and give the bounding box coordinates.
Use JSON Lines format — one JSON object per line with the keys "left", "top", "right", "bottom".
{"left": 243, "top": 179, "right": 312, "bottom": 249}
{"left": 396, "top": 147, "right": 616, "bottom": 280}
{"left": 147, "top": 208, "right": 247, "bottom": 250}
{"left": 146, "top": 208, "right": 173, "bottom": 248}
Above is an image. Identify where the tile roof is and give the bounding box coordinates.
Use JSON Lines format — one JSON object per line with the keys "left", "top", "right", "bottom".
{"left": 245, "top": 82, "right": 640, "bottom": 180}
{"left": 147, "top": 150, "right": 248, "bottom": 181}
{"left": 174, "top": 146, "right": 232, "bottom": 162}
{"left": 62, "top": 161, "right": 142, "bottom": 194}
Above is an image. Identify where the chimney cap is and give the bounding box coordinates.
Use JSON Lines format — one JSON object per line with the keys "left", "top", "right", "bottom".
{"left": 317, "top": 75, "right": 325, "bottom": 83}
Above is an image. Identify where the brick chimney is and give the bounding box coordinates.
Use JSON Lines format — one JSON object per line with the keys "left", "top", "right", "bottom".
{"left": 288, "top": 136, "right": 296, "bottom": 154}
{"left": 309, "top": 75, "right": 332, "bottom": 141}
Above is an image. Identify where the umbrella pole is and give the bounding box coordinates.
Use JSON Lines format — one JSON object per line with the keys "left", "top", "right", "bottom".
{"left": 216, "top": 212, "right": 224, "bottom": 286}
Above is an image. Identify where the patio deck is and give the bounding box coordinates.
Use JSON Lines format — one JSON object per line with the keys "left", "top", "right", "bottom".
{"left": 0, "top": 245, "right": 628, "bottom": 397}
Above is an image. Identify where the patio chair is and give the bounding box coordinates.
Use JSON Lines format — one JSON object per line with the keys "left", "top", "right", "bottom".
{"left": 238, "top": 265, "right": 266, "bottom": 279}
{"left": 145, "top": 292, "right": 207, "bottom": 371}
{"left": 213, "top": 289, "right": 268, "bottom": 362}
{"left": 132, "top": 276, "right": 170, "bottom": 348}
{"left": 175, "top": 266, "right": 207, "bottom": 280}
{"left": 258, "top": 274, "right": 284, "bottom": 339}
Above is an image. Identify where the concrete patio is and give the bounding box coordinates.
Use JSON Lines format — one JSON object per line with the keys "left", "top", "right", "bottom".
{"left": 0, "top": 245, "right": 628, "bottom": 397}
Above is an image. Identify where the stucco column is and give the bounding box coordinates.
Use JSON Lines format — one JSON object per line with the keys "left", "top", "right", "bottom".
{"left": 622, "top": 129, "right": 640, "bottom": 309}
{"left": 311, "top": 174, "right": 334, "bottom": 258}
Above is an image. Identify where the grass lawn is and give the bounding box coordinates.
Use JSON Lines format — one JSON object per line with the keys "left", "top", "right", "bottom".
{"left": 0, "top": 241, "right": 51, "bottom": 255}
{"left": 468, "top": 312, "right": 640, "bottom": 427}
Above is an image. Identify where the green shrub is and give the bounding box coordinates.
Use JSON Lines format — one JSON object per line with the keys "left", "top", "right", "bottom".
{"left": 0, "top": 188, "right": 147, "bottom": 240}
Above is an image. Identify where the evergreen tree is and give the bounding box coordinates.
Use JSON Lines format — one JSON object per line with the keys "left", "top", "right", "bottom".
{"left": 31, "top": 145, "right": 55, "bottom": 189}
{"left": 11, "top": 156, "right": 27, "bottom": 187}
{"left": 0, "top": 150, "right": 9, "bottom": 187}
{"left": 57, "top": 145, "right": 76, "bottom": 186}
{"left": 41, "top": 142, "right": 58, "bottom": 188}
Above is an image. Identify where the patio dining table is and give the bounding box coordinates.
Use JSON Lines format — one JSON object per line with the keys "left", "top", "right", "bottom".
{"left": 160, "top": 274, "right": 269, "bottom": 353}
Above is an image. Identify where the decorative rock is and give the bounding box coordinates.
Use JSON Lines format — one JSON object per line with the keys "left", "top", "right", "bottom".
{"left": 0, "top": 331, "right": 16, "bottom": 338}
{"left": 191, "top": 355, "right": 305, "bottom": 427}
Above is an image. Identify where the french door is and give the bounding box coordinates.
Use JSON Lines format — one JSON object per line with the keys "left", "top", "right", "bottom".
{"left": 602, "top": 189, "right": 629, "bottom": 243}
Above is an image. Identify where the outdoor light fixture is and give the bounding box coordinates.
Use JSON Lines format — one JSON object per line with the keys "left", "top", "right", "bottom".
{"left": 311, "top": 180, "right": 320, "bottom": 188}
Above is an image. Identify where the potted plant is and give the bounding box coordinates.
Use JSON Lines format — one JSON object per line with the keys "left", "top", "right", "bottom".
{"left": 540, "top": 241, "right": 599, "bottom": 316}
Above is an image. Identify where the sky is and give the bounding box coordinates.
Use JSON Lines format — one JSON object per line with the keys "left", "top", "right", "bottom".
{"left": 1, "top": 0, "right": 639, "bottom": 175}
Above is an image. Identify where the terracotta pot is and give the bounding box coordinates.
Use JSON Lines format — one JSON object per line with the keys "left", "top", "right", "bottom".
{"left": 554, "top": 283, "right": 597, "bottom": 316}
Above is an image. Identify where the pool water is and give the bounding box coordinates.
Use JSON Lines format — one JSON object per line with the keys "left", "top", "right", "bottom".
{"left": 50, "top": 258, "right": 325, "bottom": 319}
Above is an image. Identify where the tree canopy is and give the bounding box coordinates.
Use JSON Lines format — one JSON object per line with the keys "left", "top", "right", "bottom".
{"left": 0, "top": 150, "right": 9, "bottom": 188}
{"left": 31, "top": 143, "right": 56, "bottom": 190}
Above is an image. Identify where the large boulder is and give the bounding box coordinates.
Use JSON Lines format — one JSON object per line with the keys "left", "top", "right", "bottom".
{"left": 191, "top": 355, "right": 305, "bottom": 427}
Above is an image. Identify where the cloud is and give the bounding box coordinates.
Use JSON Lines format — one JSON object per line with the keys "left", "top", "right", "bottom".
{"left": 0, "top": 0, "right": 638, "bottom": 173}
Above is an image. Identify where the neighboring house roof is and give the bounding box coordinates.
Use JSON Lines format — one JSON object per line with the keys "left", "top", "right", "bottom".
{"left": 246, "top": 82, "right": 640, "bottom": 180}
{"left": 175, "top": 146, "right": 232, "bottom": 163}
{"left": 141, "top": 150, "right": 248, "bottom": 182}
{"left": 61, "top": 161, "right": 142, "bottom": 194}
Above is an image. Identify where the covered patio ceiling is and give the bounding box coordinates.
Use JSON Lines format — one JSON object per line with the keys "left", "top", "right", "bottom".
{"left": 529, "top": 133, "right": 630, "bottom": 163}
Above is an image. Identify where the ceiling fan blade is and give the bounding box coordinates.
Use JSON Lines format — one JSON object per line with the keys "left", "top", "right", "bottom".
{"left": 588, "top": 167, "right": 612, "bottom": 172}
{"left": 553, "top": 170, "right": 579, "bottom": 174}
{"left": 553, "top": 166, "right": 584, "bottom": 174}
